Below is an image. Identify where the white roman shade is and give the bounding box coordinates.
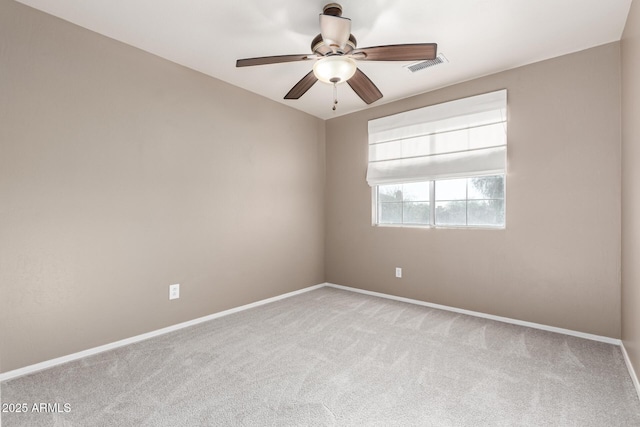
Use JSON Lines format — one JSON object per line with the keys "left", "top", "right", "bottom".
{"left": 367, "top": 90, "right": 507, "bottom": 186}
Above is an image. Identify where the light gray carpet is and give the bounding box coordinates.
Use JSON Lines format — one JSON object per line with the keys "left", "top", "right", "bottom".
{"left": 2, "top": 287, "right": 639, "bottom": 426}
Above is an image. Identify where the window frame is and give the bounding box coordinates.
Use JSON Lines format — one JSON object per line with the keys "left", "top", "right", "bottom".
{"left": 372, "top": 174, "right": 506, "bottom": 230}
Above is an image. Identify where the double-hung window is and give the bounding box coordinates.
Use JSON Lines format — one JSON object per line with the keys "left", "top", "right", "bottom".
{"left": 367, "top": 90, "right": 507, "bottom": 228}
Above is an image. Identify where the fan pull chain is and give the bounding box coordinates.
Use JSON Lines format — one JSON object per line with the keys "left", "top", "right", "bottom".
{"left": 332, "top": 82, "right": 338, "bottom": 111}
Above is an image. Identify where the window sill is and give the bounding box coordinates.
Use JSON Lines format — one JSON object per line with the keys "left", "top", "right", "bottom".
{"left": 373, "top": 223, "right": 505, "bottom": 230}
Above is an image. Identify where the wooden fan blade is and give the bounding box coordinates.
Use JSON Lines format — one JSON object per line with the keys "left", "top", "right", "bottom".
{"left": 236, "top": 54, "right": 313, "bottom": 67}
{"left": 284, "top": 71, "right": 318, "bottom": 100}
{"left": 351, "top": 43, "right": 437, "bottom": 61}
{"left": 347, "top": 68, "right": 383, "bottom": 104}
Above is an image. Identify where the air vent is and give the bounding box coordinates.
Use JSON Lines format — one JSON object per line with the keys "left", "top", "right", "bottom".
{"left": 404, "top": 54, "right": 448, "bottom": 73}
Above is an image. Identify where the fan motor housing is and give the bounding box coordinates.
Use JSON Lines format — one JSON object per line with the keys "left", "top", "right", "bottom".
{"left": 311, "top": 33, "right": 357, "bottom": 55}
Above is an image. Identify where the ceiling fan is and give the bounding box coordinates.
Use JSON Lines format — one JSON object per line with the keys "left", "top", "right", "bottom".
{"left": 236, "top": 3, "right": 437, "bottom": 110}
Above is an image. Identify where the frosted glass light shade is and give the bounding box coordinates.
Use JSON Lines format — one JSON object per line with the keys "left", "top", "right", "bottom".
{"left": 313, "top": 56, "right": 357, "bottom": 84}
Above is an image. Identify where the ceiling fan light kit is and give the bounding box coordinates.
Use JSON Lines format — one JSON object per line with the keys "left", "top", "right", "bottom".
{"left": 313, "top": 56, "right": 357, "bottom": 84}
{"left": 236, "top": 3, "right": 437, "bottom": 110}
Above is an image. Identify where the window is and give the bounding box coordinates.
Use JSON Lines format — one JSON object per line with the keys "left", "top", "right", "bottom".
{"left": 435, "top": 175, "right": 504, "bottom": 227}
{"left": 375, "top": 175, "right": 505, "bottom": 227}
{"left": 377, "top": 181, "right": 431, "bottom": 225}
{"left": 368, "top": 90, "right": 507, "bottom": 228}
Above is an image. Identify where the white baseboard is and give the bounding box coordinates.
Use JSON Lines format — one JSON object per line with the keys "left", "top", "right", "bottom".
{"left": 621, "top": 343, "right": 640, "bottom": 400}
{"left": 0, "top": 283, "right": 325, "bottom": 382}
{"left": 325, "top": 283, "right": 622, "bottom": 345}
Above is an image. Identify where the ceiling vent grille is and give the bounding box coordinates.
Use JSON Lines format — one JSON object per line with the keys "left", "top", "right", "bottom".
{"left": 404, "top": 54, "right": 448, "bottom": 73}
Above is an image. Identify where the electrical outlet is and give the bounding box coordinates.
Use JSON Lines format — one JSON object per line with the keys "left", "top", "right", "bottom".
{"left": 169, "top": 284, "right": 180, "bottom": 300}
{"left": 395, "top": 267, "right": 402, "bottom": 278}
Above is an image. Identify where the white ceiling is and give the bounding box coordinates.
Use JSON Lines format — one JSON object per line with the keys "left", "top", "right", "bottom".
{"left": 16, "top": 0, "right": 632, "bottom": 120}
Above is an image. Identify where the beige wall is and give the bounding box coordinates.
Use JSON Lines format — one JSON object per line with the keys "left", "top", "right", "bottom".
{"left": 0, "top": 0, "right": 325, "bottom": 373}
{"left": 622, "top": 0, "right": 640, "bottom": 379}
{"left": 325, "top": 43, "right": 622, "bottom": 338}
